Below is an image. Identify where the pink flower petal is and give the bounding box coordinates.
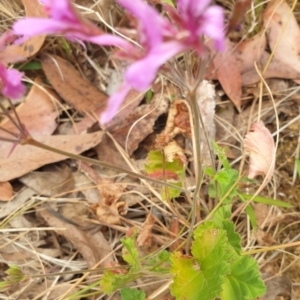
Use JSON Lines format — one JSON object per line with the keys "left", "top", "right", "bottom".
{"left": 0, "top": 64, "right": 25, "bottom": 99}
{"left": 125, "top": 41, "right": 186, "bottom": 91}
{"left": 117, "top": 0, "right": 170, "bottom": 48}
{"left": 244, "top": 121, "right": 275, "bottom": 182}
{"left": 100, "top": 83, "right": 131, "bottom": 124}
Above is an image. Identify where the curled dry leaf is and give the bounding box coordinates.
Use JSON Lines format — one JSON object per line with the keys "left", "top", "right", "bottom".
{"left": 0, "top": 0, "right": 46, "bottom": 63}
{"left": 137, "top": 213, "right": 156, "bottom": 248}
{"left": 0, "top": 182, "right": 13, "bottom": 201}
{"left": 244, "top": 121, "right": 275, "bottom": 183}
{"left": 80, "top": 162, "right": 127, "bottom": 225}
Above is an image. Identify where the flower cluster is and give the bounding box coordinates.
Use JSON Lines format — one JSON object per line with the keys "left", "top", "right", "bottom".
{"left": 13, "top": 0, "right": 225, "bottom": 123}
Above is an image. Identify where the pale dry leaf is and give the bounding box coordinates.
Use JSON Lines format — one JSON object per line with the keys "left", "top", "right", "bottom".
{"left": 261, "top": 274, "right": 292, "bottom": 300}
{"left": 41, "top": 54, "right": 108, "bottom": 114}
{"left": 244, "top": 121, "right": 275, "bottom": 183}
{"left": 241, "top": 51, "right": 300, "bottom": 85}
{"left": 0, "top": 181, "right": 13, "bottom": 201}
{"left": 0, "top": 131, "right": 104, "bottom": 181}
{"left": 19, "top": 165, "right": 75, "bottom": 196}
{"left": 263, "top": 0, "right": 300, "bottom": 76}
{"left": 0, "top": 188, "right": 35, "bottom": 218}
{"left": 73, "top": 172, "right": 100, "bottom": 203}
{"left": 0, "top": 78, "right": 60, "bottom": 141}
{"left": 0, "top": 0, "right": 46, "bottom": 63}
{"left": 39, "top": 208, "right": 114, "bottom": 268}
{"left": 137, "top": 213, "right": 156, "bottom": 248}
{"left": 234, "top": 30, "right": 266, "bottom": 74}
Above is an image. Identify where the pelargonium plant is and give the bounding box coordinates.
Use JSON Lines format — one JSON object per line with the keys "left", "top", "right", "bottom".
{"left": 13, "top": 0, "right": 225, "bottom": 123}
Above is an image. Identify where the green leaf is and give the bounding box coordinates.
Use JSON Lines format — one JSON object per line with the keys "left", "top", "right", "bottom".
{"left": 170, "top": 221, "right": 235, "bottom": 300}
{"left": 213, "top": 204, "right": 232, "bottom": 227}
{"left": 100, "top": 271, "right": 127, "bottom": 295}
{"left": 145, "top": 150, "right": 185, "bottom": 200}
{"left": 209, "top": 169, "right": 238, "bottom": 202}
{"left": 245, "top": 205, "right": 257, "bottom": 230}
{"left": 146, "top": 250, "right": 171, "bottom": 273}
{"left": 205, "top": 166, "right": 215, "bottom": 177}
{"left": 120, "top": 287, "right": 146, "bottom": 300}
{"left": 146, "top": 89, "right": 153, "bottom": 103}
{"left": 239, "top": 193, "right": 292, "bottom": 208}
{"left": 121, "top": 232, "right": 140, "bottom": 272}
{"left": 212, "top": 142, "right": 230, "bottom": 170}
{"left": 221, "top": 256, "right": 266, "bottom": 300}
{"left": 296, "top": 158, "right": 300, "bottom": 179}
{"left": 221, "top": 220, "right": 241, "bottom": 255}
{"left": 171, "top": 252, "right": 223, "bottom": 300}
{"left": 161, "top": 181, "right": 182, "bottom": 200}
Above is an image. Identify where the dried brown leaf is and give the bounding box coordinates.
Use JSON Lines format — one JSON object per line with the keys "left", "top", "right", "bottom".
{"left": 234, "top": 30, "right": 266, "bottom": 74}
{"left": 241, "top": 51, "right": 300, "bottom": 85}
{"left": 210, "top": 39, "right": 242, "bottom": 109}
{"left": 0, "top": 78, "right": 59, "bottom": 142}
{"left": 19, "top": 165, "right": 74, "bottom": 196}
{"left": 39, "top": 208, "right": 114, "bottom": 268}
{"left": 109, "top": 95, "right": 169, "bottom": 155}
{"left": 0, "top": 131, "right": 104, "bottom": 181}
{"left": 41, "top": 54, "right": 108, "bottom": 114}
{"left": 263, "top": 0, "right": 300, "bottom": 75}
{"left": 137, "top": 213, "right": 156, "bottom": 248}
{"left": 0, "top": 181, "right": 13, "bottom": 201}
{"left": 0, "top": 0, "right": 46, "bottom": 63}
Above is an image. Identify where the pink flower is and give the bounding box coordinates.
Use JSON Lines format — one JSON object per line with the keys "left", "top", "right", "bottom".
{"left": 244, "top": 121, "right": 275, "bottom": 183}
{"left": 167, "top": 0, "right": 225, "bottom": 53}
{"left": 13, "top": 0, "right": 130, "bottom": 49}
{"left": 0, "top": 64, "right": 25, "bottom": 99}
{"left": 12, "top": 0, "right": 225, "bottom": 123}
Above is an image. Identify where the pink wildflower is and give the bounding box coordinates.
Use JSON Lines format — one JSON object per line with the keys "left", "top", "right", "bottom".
{"left": 166, "top": 0, "right": 225, "bottom": 53}
{"left": 13, "top": 0, "right": 225, "bottom": 123}
{"left": 244, "top": 121, "right": 275, "bottom": 183}
{"left": 0, "top": 64, "right": 25, "bottom": 99}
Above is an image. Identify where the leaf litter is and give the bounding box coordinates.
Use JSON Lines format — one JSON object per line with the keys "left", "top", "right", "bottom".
{"left": 1, "top": 0, "right": 300, "bottom": 299}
